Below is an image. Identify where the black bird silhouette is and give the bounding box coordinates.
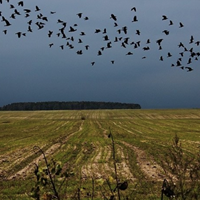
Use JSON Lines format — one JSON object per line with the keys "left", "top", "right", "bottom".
{"left": 114, "top": 37, "right": 118, "bottom": 42}
{"left": 160, "top": 56, "right": 163, "bottom": 61}
{"left": 121, "top": 42, "right": 126, "bottom": 48}
{"left": 77, "top": 13, "right": 82, "bottom": 18}
{"left": 25, "top": 13, "right": 30, "bottom": 18}
{"left": 76, "top": 50, "right": 83, "bottom": 55}
{"left": 48, "top": 30, "right": 53, "bottom": 37}
{"left": 18, "top": 1, "right": 24, "bottom": 6}
{"left": 146, "top": 39, "right": 150, "bottom": 44}
{"left": 80, "top": 32, "right": 85, "bottom": 36}
{"left": 97, "top": 50, "right": 102, "bottom": 56}
{"left": 126, "top": 52, "right": 133, "bottom": 55}
{"left": 60, "top": 45, "right": 64, "bottom": 50}
{"left": 27, "top": 25, "right": 32, "bottom": 32}
{"left": 103, "top": 35, "right": 109, "bottom": 41}
{"left": 176, "top": 60, "right": 181, "bottom": 66}
{"left": 24, "top": 9, "right": 31, "bottom": 13}
{"left": 167, "top": 52, "right": 172, "bottom": 57}
{"left": 102, "top": 28, "right": 107, "bottom": 34}
{"left": 15, "top": 32, "right": 25, "bottom": 38}
{"left": 169, "top": 20, "right": 173, "bottom": 25}
{"left": 122, "top": 26, "right": 127, "bottom": 34}
{"left": 3, "top": 29, "right": 7, "bottom": 34}
{"left": 163, "top": 30, "right": 169, "bottom": 35}
{"left": 110, "top": 14, "right": 117, "bottom": 21}
{"left": 49, "top": 43, "right": 53, "bottom": 48}
{"left": 78, "top": 39, "right": 83, "bottom": 43}
{"left": 131, "top": 7, "right": 136, "bottom": 12}
{"left": 143, "top": 46, "right": 150, "bottom": 51}
{"left": 124, "top": 37, "right": 129, "bottom": 44}
{"left": 91, "top": 62, "right": 95, "bottom": 66}
{"left": 189, "top": 35, "right": 194, "bottom": 43}
{"left": 189, "top": 47, "right": 193, "bottom": 53}
{"left": 132, "top": 16, "right": 138, "bottom": 22}
{"left": 69, "top": 26, "right": 77, "bottom": 32}
{"left": 85, "top": 45, "right": 89, "bottom": 50}
{"left": 2, "top": 17, "right": 11, "bottom": 26}
{"left": 179, "top": 52, "right": 184, "bottom": 57}
{"left": 156, "top": 39, "right": 163, "bottom": 46}
{"left": 70, "top": 36, "right": 74, "bottom": 41}
{"left": 10, "top": 4, "right": 15, "bottom": 9}
{"left": 136, "top": 41, "right": 141, "bottom": 46}
{"left": 179, "top": 22, "right": 184, "bottom": 28}
{"left": 57, "top": 19, "right": 64, "bottom": 24}
{"left": 35, "top": 6, "right": 40, "bottom": 12}
{"left": 162, "top": 15, "right": 168, "bottom": 20}
{"left": 27, "top": 20, "right": 32, "bottom": 25}
{"left": 136, "top": 30, "right": 140, "bottom": 35}
{"left": 95, "top": 29, "right": 101, "bottom": 33}
{"left": 178, "top": 42, "right": 184, "bottom": 48}
{"left": 10, "top": 13, "right": 16, "bottom": 19}
{"left": 117, "top": 29, "right": 121, "bottom": 34}
{"left": 114, "top": 22, "right": 118, "bottom": 27}
{"left": 106, "top": 42, "right": 112, "bottom": 48}
{"left": 185, "top": 67, "right": 193, "bottom": 72}
{"left": 42, "top": 16, "right": 48, "bottom": 21}
{"left": 35, "top": 22, "right": 44, "bottom": 29}
{"left": 187, "top": 58, "right": 192, "bottom": 64}
{"left": 111, "top": 60, "right": 114, "bottom": 64}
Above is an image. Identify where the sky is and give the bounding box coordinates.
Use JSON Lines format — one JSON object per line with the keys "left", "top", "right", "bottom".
{"left": 0, "top": 0, "right": 200, "bottom": 109}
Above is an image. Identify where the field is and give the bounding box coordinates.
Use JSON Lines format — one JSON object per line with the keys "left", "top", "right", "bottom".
{"left": 0, "top": 109, "right": 200, "bottom": 199}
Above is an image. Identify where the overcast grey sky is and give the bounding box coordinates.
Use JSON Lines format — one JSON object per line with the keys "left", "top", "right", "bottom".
{"left": 0, "top": 0, "right": 200, "bottom": 109}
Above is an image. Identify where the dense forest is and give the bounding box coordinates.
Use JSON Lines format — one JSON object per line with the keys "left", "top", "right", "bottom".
{"left": 0, "top": 101, "right": 141, "bottom": 111}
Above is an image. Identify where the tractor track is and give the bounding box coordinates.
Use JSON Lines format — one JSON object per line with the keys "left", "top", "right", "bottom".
{"left": 5, "top": 121, "right": 84, "bottom": 180}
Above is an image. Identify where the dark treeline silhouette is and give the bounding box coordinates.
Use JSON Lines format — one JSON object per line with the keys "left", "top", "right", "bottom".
{"left": 0, "top": 101, "right": 141, "bottom": 111}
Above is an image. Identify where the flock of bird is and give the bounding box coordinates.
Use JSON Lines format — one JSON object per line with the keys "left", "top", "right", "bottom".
{"left": 0, "top": 0, "right": 199, "bottom": 72}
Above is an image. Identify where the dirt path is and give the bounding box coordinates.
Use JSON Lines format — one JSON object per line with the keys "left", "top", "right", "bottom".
{"left": 7, "top": 121, "right": 84, "bottom": 180}
{"left": 121, "top": 141, "right": 165, "bottom": 181}
{"left": 81, "top": 144, "right": 136, "bottom": 182}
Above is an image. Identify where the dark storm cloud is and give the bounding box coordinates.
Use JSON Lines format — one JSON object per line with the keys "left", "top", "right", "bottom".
{"left": 0, "top": 0, "right": 200, "bottom": 108}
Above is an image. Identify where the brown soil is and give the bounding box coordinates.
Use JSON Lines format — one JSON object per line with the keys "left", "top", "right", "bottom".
{"left": 81, "top": 145, "right": 136, "bottom": 182}
{"left": 121, "top": 141, "right": 165, "bottom": 181}
{"left": 6, "top": 121, "right": 84, "bottom": 180}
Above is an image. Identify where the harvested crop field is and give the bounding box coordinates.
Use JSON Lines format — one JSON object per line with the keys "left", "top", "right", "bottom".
{"left": 0, "top": 109, "right": 200, "bottom": 199}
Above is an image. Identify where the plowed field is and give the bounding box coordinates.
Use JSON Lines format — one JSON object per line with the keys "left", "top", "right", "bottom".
{"left": 1, "top": 109, "right": 200, "bottom": 199}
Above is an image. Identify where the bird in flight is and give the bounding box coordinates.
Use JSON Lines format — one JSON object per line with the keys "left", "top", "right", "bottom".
{"left": 0, "top": 0, "right": 197, "bottom": 71}
{"left": 132, "top": 16, "right": 138, "bottom": 22}
{"left": 77, "top": 13, "right": 82, "bottom": 18}
{"left": 179, "top": 22, "right": 184, "bottom": 28}
{"left": 131, "top": 7, "right": 136, "bottom": 12}
{"left": 110, "top": 14, "right": 117, "bottom": 21}
{"left": 162, "top": 15, "right": 168, "bottom": 20}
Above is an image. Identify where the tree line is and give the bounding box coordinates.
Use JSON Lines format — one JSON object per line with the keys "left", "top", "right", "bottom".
{"left": 0, "top": 101, "right": 141, "bottom": 111}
